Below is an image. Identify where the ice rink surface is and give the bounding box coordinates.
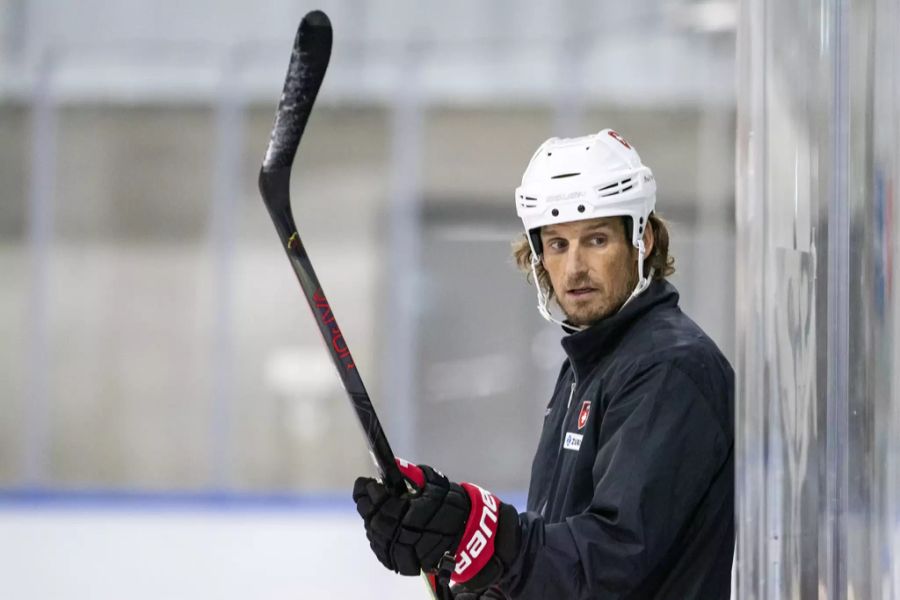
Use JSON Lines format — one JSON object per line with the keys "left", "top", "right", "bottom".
{"left": 0, "top": 501, "right": 429, "bottom": 600}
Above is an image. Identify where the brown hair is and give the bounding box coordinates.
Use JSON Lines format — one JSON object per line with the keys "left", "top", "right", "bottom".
{"left": 511, "top": 213, "right": 675, "bottom": 299}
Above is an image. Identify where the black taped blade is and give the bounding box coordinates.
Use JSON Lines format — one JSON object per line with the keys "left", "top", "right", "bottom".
{"left": 262, "top": 10, "right": 332, "bottom": 172}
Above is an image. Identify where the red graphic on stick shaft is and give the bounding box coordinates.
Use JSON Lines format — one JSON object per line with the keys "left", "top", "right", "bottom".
{"left": 313, "top": 289, "right": 355, "bottom": 370}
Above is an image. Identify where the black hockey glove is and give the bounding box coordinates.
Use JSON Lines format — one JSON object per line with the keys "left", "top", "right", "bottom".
{"left": 353, "top": 459, "right": 519, "bottom": 591}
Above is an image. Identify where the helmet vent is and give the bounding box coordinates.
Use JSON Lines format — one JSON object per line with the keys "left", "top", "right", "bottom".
{"left": 550, "top": 172, "right": 581, "bottom": 179}
{"left": 521, "top": 196, "right": 538, "bottom": 208}
{"left": 598, "top": 177, "right": 634, "bottom": 197}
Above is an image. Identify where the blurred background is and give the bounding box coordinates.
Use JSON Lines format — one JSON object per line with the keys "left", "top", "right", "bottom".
{"left": 0, "top": 0, "right": 736, "bottom": 598}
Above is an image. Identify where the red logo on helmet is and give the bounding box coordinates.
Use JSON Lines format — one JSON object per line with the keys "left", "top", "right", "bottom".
{"left": 608, "top": 130, "right": 632, "bottom": 150}
{"left": 577, "top": 401, "right": 591, "bottom": 430}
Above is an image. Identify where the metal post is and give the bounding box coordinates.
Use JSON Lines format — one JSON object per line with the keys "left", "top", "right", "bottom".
{"left": 209, "top": 46, "right": 243, "bottom": 490}
{"left": 24, "top": 50, "right": 56, "bottom": 487}
{"left": 825, "top": 0, "right": 850, "bottom": 596}
{"left": 382, "top": 25, "right": 426, "bottom": 458}
{"left": 552, "top": 0, "right": 588, "bottom": 137}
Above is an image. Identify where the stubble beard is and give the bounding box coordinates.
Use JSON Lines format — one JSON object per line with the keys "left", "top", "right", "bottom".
{"left": 557, "top": 264, "right": 639, "bottom": 327}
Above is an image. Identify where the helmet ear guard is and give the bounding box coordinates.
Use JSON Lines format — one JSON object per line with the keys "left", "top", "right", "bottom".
{"left": 527, "top": 229, "right": 543, "bottom": 261}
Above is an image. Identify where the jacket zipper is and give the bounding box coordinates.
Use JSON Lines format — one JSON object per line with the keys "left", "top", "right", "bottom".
{"left": 540, "top": 376, "right": 579, "bottom": 518}
{"left": 561, "top": 378, "right": 577, "bottom": 439}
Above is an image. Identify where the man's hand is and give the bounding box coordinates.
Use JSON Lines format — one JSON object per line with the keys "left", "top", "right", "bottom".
{"left": 352, "top": 459, "right": 519, "bottom": 590}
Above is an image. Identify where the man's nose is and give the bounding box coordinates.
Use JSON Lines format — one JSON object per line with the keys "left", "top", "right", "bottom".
{"left": 564, "top": 242, "right": 587, "bottom": 276}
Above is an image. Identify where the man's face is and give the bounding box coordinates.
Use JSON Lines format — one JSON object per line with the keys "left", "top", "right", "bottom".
{"left": 539, "top": 217, "right": 643, "bottom": 326}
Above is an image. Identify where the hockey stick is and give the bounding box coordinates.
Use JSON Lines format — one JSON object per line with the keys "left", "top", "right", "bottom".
{"left": 258, "top": 10, "right": 407, "bottom": 497}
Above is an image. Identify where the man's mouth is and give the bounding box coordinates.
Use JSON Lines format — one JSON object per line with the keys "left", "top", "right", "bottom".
{"left": 566, "top": 287, "right": 598, "bottom": 298}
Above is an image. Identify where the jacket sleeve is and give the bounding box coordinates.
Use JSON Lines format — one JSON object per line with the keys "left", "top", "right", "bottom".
{"left": 499, "top": 361, "right": 731, "bottom": 600}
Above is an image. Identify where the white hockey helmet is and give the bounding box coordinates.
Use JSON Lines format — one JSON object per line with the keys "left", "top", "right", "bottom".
{"left": 514, "top": 129, "right": 657, "bottom": 329}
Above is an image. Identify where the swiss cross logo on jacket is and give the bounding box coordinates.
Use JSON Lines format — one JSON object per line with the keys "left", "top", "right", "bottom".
{"left": 577, "top": 401, "right": 591, "bottom": 430}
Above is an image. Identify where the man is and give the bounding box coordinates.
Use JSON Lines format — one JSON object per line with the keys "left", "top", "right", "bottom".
{"left": 353, "top": 129, "right": 734, "bottom": 599}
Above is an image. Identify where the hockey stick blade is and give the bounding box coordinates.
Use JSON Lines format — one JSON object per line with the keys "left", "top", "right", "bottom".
{"left": 262, "top": 10, "right": 331, "bottom": 174}
{"left": 258, "top": 10, "right": 407, "bottom": 497}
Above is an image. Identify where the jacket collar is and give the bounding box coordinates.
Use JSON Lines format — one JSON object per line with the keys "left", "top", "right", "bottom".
{"left": 560, "top": 279, "right": 679, "bottom": 383}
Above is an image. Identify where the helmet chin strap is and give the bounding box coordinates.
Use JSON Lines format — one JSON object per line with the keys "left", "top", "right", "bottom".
{"left": 528, "top": 239, "right": 654, "bottom": 333}
{"left": 619, "top": 240, "right": 654, "bottom": 311}
{"left": 530, "top": 253, "right": 586, "bottom": 333}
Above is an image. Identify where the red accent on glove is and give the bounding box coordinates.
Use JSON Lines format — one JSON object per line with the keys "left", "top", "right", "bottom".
{"left": 451, "top": 482, "right": 500, "bottom": 584}
{"left": 395, "top": 457, "right": 426, "bottom": 490}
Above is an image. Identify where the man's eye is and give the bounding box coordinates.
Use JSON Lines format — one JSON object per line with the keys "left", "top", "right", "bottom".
{"left": 590, "top": 236, "right": 607, "bottom": 246}
{"left": 548, "top": 239, "right": 567, "bottom": 251}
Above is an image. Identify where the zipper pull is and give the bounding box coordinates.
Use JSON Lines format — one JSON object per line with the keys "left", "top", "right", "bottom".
{"left": 567, "top": 381, "right": 576, "bottom": 410}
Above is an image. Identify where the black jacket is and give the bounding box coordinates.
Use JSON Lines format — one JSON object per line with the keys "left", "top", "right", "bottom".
{"left": 500, "top": 280, "right": 734, "bottom": 599}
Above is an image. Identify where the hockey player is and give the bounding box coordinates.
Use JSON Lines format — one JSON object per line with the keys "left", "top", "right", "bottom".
{"left": 353, "top": 129, "right": 735, "bottom": 599}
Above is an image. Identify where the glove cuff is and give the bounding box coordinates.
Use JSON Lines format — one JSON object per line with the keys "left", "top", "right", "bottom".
{"left": 450, "top": 483, "right": 501, "bottom": 584}
{"left": 453, "top": 501, "right": 519, "bottom": 591}
{"left": 450, "top": 486, "right": 521, "bottom": 592}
